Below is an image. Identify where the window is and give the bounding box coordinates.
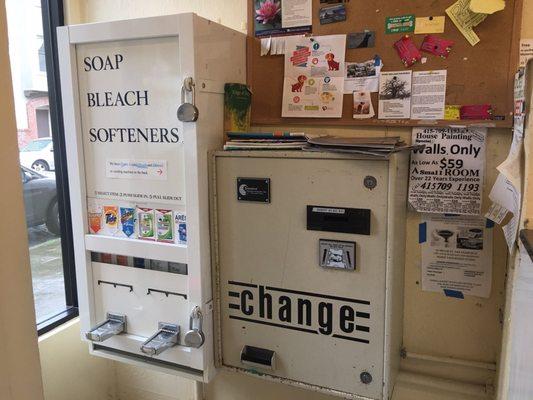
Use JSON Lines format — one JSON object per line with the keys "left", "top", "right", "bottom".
{"left": 6, "top": 0, "right": 77, "bottom": 335}
{"left": 38, "top": 36, "right": 46, "bottom": 72}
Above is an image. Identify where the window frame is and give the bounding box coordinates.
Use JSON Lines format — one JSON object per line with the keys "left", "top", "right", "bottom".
{"left": 37, "top": 0, "right": 78, "bottom": 336}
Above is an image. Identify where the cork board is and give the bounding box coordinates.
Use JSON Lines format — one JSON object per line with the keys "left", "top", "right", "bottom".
{"left": 247, "top": 0, "right": 523, "bottom": 128}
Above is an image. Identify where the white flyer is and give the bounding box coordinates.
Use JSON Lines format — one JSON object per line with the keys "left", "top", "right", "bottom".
{"left": 409, "top": 127, "right": 486, "bottom": 215}
{"left": 410, "top": 70, "right": 447, "bottom": 119}
{"left": 519, "top": 38, "right": 533, "bottom": 67}
{"left": 281, "top": 0, "right": 312, "bottom": 29}
{"left": 378, "top": 70, "right": 412, "bottom": 119}
{"left": 352, "top": 91, "right": 374, "bottom": 119}
{"left": 343, "top": 57, "right": 382, "bottom": 93}
{"left": 282, "top": 34, "right": 346, "bottom": 118}
{"left": 485, "top": 69, "right": 526, "bottom": 252}
{"left": 420, "top": 214, "right": 493, "bottom": 299}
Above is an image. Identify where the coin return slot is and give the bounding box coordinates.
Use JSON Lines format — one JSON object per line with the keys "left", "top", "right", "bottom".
{"left": 141, "top": 323, "right": 180, "bottom": 356}
{"left": 240, "top": 345, "right": 276, "bottom": 370}
{"left": 86, "top": 313, "right": 126, "bottom": 342}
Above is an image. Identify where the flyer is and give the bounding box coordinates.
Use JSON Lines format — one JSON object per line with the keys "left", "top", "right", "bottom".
{"left": 343, "top": 57, "right": 382, "bottom": 94}
{"left": 254, "top": 0, "right": 312, "bottom": 37}
{"left": 347, "top": 31, "right": 375, "bottom": 49}
{"left": 282, "top": 34, "right": 346, "bottom": 118}
{"left": 378, "top": 70, "right": 412, "bottom": 119}
{"left": 385, "top": 14, "right": 415, "bottom": 34}
{"left": 352, "top": 91, "right": 374, "bottom": 119}
{"left": 409, "top": 127, "right": 486, "bottom": 215}
{"left": 411, "top": 70, "right": 447, "bottom": 120}
{"left": 485, "top": 69, "right": 525, "bottom": 252}
{"left": 445, "top": 0, "right": 487, "bottom": 46}
{"left": 519, "top": 39, "right": 533, "bottom": 67}
{"left": 414, "top": 16, "right": 445, "bottom": 34}
{"left": 420, "top": 214, "right": 493, "bottom": 299}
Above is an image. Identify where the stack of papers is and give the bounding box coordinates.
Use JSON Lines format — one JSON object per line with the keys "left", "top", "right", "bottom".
{"left": 305, "top": 136, "right": 422, "bottom": 157}
{"left": 224, "top": 132, "right": 307, "bottom": 151}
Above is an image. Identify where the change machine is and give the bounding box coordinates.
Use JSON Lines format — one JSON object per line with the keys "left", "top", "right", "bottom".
{"left": 213, "top": 151, "right": 409, "bottom": 398}
{"left": 58, "top": 14, "right": 245, "bottom": 379}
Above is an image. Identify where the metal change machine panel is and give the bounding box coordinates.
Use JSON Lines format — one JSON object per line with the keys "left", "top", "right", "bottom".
{"left": 212, "top": 151, "right": 408, "bottom": 398}
{"left": 58, "top": 14, "right": 245, "bottom": 380}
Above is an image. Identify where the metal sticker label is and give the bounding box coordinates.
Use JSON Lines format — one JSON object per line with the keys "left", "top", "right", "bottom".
{"left": 237, "top": 178, "right": 270, "bottom": 203}
{"left": 319, "top": 239, "right": 356, "bottom": 270}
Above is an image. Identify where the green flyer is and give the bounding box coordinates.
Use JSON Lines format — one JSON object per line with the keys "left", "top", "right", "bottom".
{"left": 385, "top": 14, "right": 415, "bottom": 34}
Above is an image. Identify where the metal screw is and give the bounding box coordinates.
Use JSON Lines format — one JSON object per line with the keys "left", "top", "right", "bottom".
{"left": 363, "top": 176, "right": 377, "bottom": 190}
{"left": 360, "top": 371, "right": 372, "bottom": 384}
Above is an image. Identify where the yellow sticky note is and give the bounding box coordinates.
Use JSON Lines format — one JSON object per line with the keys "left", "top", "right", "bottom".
{"left": 469, "top": 0, "right": 505, "bottom": 14}
{"left": 444, "top": 105, "right": 461, "bottom": 120}
{"left": 414, "top": 16, "right": 445, "bottom": 34}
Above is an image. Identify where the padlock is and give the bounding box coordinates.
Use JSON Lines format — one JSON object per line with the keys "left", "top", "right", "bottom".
{"left": 183, "top": 306, "right": 205, "bottom": 348}
{"left": 177, "top": 77, "right": 199, "bottom": 122}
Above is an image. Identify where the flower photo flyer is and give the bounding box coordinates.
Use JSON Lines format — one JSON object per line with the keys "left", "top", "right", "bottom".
{"left": 254, "top": 0, "right": 312, "bottom": 37}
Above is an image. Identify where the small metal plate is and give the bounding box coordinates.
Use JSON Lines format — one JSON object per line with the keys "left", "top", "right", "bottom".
{"left": 319, "top": 239, "right": 356, "bottom": 270}
{"left": 237, "top": 178, "right": 270, "bottom": 203}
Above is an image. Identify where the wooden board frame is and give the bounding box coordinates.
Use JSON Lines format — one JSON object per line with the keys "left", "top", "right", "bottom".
{"left": 247, "top": 0, "right": 523, "bottom": 128}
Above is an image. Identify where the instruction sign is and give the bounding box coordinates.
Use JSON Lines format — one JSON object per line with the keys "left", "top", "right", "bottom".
{"left": 420, "top": 214, "right": 493, "bottom": 298}
{"left": 76, "top": 37, "right": 185, "bottom": 205}
{"left": 409, "top": 127, "right": 486, "bottom": 215}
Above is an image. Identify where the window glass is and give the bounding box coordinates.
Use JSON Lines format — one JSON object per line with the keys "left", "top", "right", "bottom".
{"left": 7, "top": 0, "right": 66, "bottom": 323}
{"left": 38, "top": 38, "right": 46, "bottom": 72}
{"left": 20, "top": 138, "right": 52, "bottom": 152}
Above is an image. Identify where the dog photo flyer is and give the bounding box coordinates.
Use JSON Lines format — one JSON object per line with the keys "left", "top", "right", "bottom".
{"left": 282, "top": 34, "right": 346, "bottom": 117}
{"left": 378, "top": 70, "right": 412, "bottom": 119}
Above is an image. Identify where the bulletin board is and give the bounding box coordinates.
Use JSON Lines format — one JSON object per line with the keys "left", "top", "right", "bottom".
{"left": 247, "top": 0, "right": 523, "bottom": 128}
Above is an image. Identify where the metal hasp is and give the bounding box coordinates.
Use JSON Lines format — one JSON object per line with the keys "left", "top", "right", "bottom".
{"left": 183, "top": 306, "right": 205, "bottom": 348}
{"left": 177, "top": 77, "right": 198, "bottom": 122}
{"left": 141, "top": 323, "right": 180, "bottom": 356}
{"left": 86, "top": 313, "right": 126, "bottom": 342}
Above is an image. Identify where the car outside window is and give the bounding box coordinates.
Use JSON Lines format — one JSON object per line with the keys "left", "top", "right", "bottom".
{"left": 20, "top": 139, "right": 52, "bottom": 152}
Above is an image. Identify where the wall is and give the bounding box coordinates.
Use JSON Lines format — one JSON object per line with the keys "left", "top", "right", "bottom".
{"left": 521, "top": 0, "right": 533, "bottom": 223}
{"left": 38, "top": 318, "right": 116, "bottom": 400}
{"left": 0, "top": 2, "right": 45, "bottom": 399}
{"left": 59, "top": 1, "right": 525, "bottom": 399}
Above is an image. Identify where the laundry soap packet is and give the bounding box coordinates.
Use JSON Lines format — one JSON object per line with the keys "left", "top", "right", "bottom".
{"left": 156, "top": 209, "right": 174, "bottom": 243}
{"left": 120, "top": 207, "right": 135, "bottom": 237}
{"left": 137, "top": 207, "right": 155, "bottom": 240}
{"left": 103, "top": 206, "right": 119, "bottom": 235}
{"left": 88, "top": 205, "right": 102, "bottom": 234}
{"left": 174, "top": 212, "right": 187, "bottom": 245}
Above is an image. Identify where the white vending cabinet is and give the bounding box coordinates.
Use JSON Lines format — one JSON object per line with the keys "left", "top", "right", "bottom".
{"left": 212, "top": 151, "right": 408, "bottom": 398}
{"left": 58, "top": 14, "right": 245, "bottom": 380}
